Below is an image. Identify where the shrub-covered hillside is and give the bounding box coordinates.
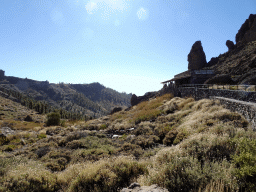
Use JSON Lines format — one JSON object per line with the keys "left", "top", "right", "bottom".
{"left": 1, "top": 94, "right": 256, "bottom": 192}
{"left": 0, "top": 77, "right": 132, "bottom": 118}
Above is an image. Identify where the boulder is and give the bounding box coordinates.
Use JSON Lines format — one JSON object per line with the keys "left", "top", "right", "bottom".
{"left": 226, "top": 40, "right": 235, "bottom": 51}
{"left": 188, "top": 41, "right": 207, "bottom": 70}
{"left": 121, "top": 183, "right": 168, "bottom": 192}
{"left": 24, "top": 115, "right": 33, "bottom": 122}
{"left": 0, "top": 127, "right": 15, "bottom": 137}
{"left": 236, "top": 14, "right": 256, "bottom": 44}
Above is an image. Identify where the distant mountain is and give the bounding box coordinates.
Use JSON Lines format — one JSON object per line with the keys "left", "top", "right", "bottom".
{"left": 0, "top": 72, "right": 132, "bottom": 117}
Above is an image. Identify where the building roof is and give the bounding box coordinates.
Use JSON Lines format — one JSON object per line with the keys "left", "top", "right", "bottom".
{"left": 161, "top": 70, "right": 191, "bottom": 84}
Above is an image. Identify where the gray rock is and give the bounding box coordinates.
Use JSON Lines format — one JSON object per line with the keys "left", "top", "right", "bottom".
{"left": 129, "top": 183, "right": 141, "bottom": 189}
{"left": 0, "top": 127, "right": 15, "bottom": 137}
{"left": 121, "top": 183, "right": 169, "bottom": 192}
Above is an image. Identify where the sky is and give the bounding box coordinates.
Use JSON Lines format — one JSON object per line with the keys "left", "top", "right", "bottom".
{"left": 1, "top": 0, "right": 256, "bottom": 96}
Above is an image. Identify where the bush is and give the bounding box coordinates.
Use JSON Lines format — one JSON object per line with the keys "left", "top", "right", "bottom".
{"left": 232, "top": 138, "right": 256, "bottom": 190}
{"left": 163, "top": 129, "right": 178, "bottom": 146}
{"left": 69, "top": 157, "right": 148, "bottom": 192}
{"left": 46, "top": 112, "right": 60, "bottom": 126}
{"left": 37, "top": 134, "right": 46, "bottom": 140}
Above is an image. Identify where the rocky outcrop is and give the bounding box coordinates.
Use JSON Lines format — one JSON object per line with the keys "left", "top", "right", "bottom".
{"left": 121, "top": 183, "right": 168, "bottom": 192}
{"left": 226, "top": 40, "right": 235, "bottom": 51}
{"left": 188, "top": 41, "right": 207, "bottom": 70}
{"left": 237, "top": 69, "right": 256, "bottom": 85}
{"left": 110, "top": 107, "right": 122, "bottom": 115}
{"left": 0, "top": 127, "right": 15, "bottom": 138}
{"left": 236, "top": 14, "right": 256, "bottom": 45}
{"left": 206, "top": 57, "right": 219, "bottom": 68}
{"left": 209, "top": 40, "right": 256, "bottom": 84}
{"left": 204, "top": 74, "right": 234, "bottom": 84}
{"left": 131, "top": 92, "right": 158, "bottom": 106}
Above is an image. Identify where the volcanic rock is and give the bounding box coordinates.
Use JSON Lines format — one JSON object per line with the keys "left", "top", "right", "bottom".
{"left": 206, "top": 57, "right": 219, "bottom": 68}
{"left": 236, "top": 14, "right": 256, "bottom": 45}
{"left": 188, "top": 41, "right": 207, "bottom": 70}
{"left": 110, "top": 107, "right": 122, "bottom": 115}
{"left": 226, "top": 40, "right": 235, "bottom": 51}
{"left": 204, "top": 74, "right": 234, "bottom": 84}
{"left": 131, "top": 92, "right": 157, "bottom": 106}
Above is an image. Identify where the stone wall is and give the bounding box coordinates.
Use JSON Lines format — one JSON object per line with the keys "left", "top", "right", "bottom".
{"left": 162, "top": 86, "right": 256, "bottom": 102}
{"left": 211, "top": 96, "right": 256, "bottom": 129}
{"left": 161, "top": 85, "right": 256, "bottom": 129}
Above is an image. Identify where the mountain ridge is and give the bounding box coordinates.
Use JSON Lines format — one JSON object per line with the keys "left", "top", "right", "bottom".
{"left": 0, "top": 72, "right": 132, "bottom": 118}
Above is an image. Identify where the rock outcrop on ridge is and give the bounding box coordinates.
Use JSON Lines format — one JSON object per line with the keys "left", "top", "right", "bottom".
{"left": 187, "top": 41, "right": 207, "bottom": 70}
{"left": 226, "top": 40, "right": 235, "bottom": 51}
{"left": 205, "top": 14, "right": 256, "bottom": 85}
{"left": 236, "top": 14, "right": 256, "bottom": 45}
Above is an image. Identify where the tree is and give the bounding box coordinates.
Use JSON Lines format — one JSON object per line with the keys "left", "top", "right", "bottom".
{"left": 46, "top": 112, "right": 60, "bottom": 126}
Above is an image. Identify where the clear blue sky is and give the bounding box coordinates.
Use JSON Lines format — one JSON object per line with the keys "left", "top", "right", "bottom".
{"left": 1, "top": 0, "right": 255, "bottom": 95}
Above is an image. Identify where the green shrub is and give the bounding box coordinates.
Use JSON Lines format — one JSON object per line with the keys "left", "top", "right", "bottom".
{"left": 154, "top": 124, "right": 176, "bottom": 143}
{"left": 46, "top": 112, "right": 60, "bottom": 126}
{"left": 4, "top": 144, "right": 16, "bottom": 151}
{"left": 163, "top": 129, "right": 178, "bottom": 146}
{"left": 0, "top": 135, "right": 9, "bottom": 145}
{"left": 37, "top": 133, "right": 47, "bottom": 140}
{"left": 148, "top": 156, "right": 236, "bottom": 192}
{"left": 173, "top": 129, "right": 188, "bottom": 145}
{"left": 60, "top": 120, "right": 66, "bottom": 127}
{"left": 232, "top": 138, "right": 256, "bottom": 190}
{"left": 131, "top": 135, "right": 159, "bottom": 149}
{"left": 99, "top": 124, "right": 107, "bottom": 130}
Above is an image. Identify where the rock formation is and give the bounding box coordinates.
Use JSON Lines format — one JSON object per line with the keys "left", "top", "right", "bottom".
{"left": 110, "top": 107, "right": 122, "bottom": 115}
{"left": 226, "top": 40, "right": 235, "bottom": 51}
{"left": 204, "top": 74, "right": 234, "bottom": 84}
{"left": 206, "top": 57, "right": 219, "bottom": 68}
{"left": 188, "top": 41, "right": 207, "bottom": 70}
{"left": 236, "top": 14, "right": 256, "bottom": 45}
{"left": 131, "top": 92, "right": 157, "bottom": 106}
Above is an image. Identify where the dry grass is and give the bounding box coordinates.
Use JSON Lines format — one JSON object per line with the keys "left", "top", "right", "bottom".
{"left": 1, "top": 94, "right": 255, "bottom": 191}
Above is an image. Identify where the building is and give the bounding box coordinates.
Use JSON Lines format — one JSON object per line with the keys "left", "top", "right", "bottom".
{"left": 161, "top": 69, "right": 215, "bottom": 86}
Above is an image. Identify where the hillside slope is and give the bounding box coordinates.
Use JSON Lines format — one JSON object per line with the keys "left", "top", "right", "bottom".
{"left": 0, "top": 75, "right": 131, "bottom": 117}
{"left": 208, "top": 40, "right": 256, "bottom": 84}
{"left": 205, "top": 14, "right": 256, "bottom": 85}
{"left": 1, "top": 94, "right": 256, "bottom": 191}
